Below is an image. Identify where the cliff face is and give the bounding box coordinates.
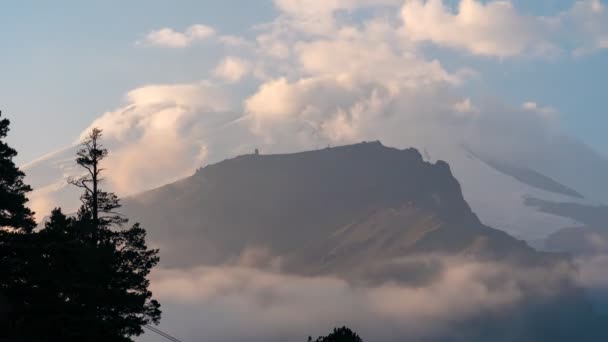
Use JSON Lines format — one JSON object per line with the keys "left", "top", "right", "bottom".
{"left": 124, "top": 141, "right": 543, "bottom": 275}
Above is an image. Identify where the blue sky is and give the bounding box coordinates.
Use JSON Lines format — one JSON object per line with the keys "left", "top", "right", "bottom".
{"left": 1, "top": 0, "right": 275, "bottom": 163}
{"left": 1, "top": 0, "right": 607, "bottom": 164}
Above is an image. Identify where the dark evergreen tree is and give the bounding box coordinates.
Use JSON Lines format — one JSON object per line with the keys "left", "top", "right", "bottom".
{"left": 54, "top": 128, "right": 162, "bottom": 341}
{"left": 0, "top": 127, "right": 160, "bottom": 342}
{"left": 0, "top": 112, "right": 36, "bottom": 336}
{"left": 0, "top": 111, "right": 38, "bottom": 341}
{"left": 312, "top": 327, "right": 364, "bottom": 342}
{"left": 0, "top": 111, "right": 36, "bottom": 232}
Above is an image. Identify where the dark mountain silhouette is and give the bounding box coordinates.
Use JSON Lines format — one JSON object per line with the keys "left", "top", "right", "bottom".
{"left": 123, "top": 142, "right": 554, "bottom": 276}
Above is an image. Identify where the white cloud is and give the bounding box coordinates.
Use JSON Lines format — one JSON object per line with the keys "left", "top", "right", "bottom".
{"left": 213, "top": 56, "right": 251, "bottom": 83}
{"left": 273, "top": 0, "right": 402, "bottom": 35}
{"left": 219, "top": 35, "right": 253, "bottom": 48}
{"left": 274, "top": 0, "right": 401, "bottom": 15}
{"left": 400, "top": 0, "right": 608, "bottom": 58}
{"left": 79, "top": 82, "right": 234, "bottom": 194}
{"left": 244, "top": 10, "right": 472, "bottom": 146}
{"left": 146, "top": 256, "right": 578, "bottom": 342}
{"left": 141, "top": 24, "right": 216, "bottom": 48}
{"left": 453, "top": 98, "right": 478, "bottom": 114}
{"left": 293, "top": 30, "right": 460, "bottom": 85}
{"left": 137, "top": 1, "right": 608, "bottom": 57}
{"left": 24, "top": 81, "right": 251, "bottom": 217}
{"left": 566, "top": 0, "right": 608, "bottom": 55}
{"left": 401, "top": 0, "right": 558, "bottom": 58}
{"left": 521, "top": 101, "right": 558, "bottom": 120}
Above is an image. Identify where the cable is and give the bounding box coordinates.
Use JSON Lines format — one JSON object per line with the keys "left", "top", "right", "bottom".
{"left": 144, "top": 324, "right": 183, "bottom": 342}
{"left": 144, "top": 325, "right": 182, "bottom": 342}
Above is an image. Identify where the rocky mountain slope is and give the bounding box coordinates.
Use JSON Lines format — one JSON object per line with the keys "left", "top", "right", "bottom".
{"left": 122, "top": 142, "right": 553, "bottom": 275}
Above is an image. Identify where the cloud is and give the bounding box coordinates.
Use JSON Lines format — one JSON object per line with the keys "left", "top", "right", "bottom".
{"left": 25, "top": 81, "right": 240, "bottom": 214}
{"left": 401, "top": 0, "right": 558, "bottom": 58}
{"left": 577, "top": 254, "right": 608, "bottom": 289}
{"left": 213, "top": 56, "right": 251, "bottom": 83}
{"left": 453, "top": 98, "right": 478, "bottom": 115}
{"left": 272, "top": 0, "right": 402, "bottom": 35}
{"left": 567, "top": 0, "right": 608, "bottom": 55}
{"left": 136, "top": 1, "right": 608, "bottom": 57}
{"left": 243, "top": 11, "right": 473, "bottom": 147}
{"left": 400, "top": 0, "right": 608, "bottom": 58}
{"left": 78, "top": 82, "right": 234, "bottom": 195}
{"left": 24, "top": 80, "right": 259, "bottom": 216}
{"left": 219, "top": 35, "right": 253, "bottom": 48}
{"left": 293, "top": 25, "right": 463, "bottom": 85}
{"left": 140, "top": 24, "right": 216, "bottom": 48}
{"left": 521, "top": 101, "right": 558, "bottom": 119}
{"left": 144, "top": 256, "right": 587, "bottom": 342}
{"left": 243, "top": 74, "right": 458, "bottom": 148}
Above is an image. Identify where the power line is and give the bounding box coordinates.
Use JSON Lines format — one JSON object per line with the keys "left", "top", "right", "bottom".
{"left": 144, "top": 325, "right": 182, "bottom": 342}
{"left": 144, "top": 324, "right": 183, "bottom": 342}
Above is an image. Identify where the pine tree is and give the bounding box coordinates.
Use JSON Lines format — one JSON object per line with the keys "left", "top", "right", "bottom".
{"left": 56, "top": 128, "right": 162, "bottom": 341}
{"left": 68, "top": 128, "right": 126, "bottom": 228}
{"left": 0, "top": 111, "right": 36, "bottom": 232}
{"left": 311, "top": 327, "right": 363, "bottom": 342}
{"left": 0, "top": 128, "right": 161, "bottom": 341}
{"left": 0, "top": 111, "right": 38, "bottom": 340}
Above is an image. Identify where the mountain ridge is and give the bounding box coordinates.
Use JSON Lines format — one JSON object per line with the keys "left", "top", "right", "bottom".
{"left": 122, "top": 141, "right": 557, "bottom": 277}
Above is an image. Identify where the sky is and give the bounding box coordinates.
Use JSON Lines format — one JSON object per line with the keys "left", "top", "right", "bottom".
{"left": 1, "top": 0, "right": 275, "bottom": 163}
{"left": 1, "top": 0, "right": 607, "bottom": 166}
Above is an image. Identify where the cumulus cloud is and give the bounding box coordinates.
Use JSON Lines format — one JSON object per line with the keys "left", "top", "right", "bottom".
{"left": 137, "top": 1, "right": 608, "bottom": 57}
{"left": 24, "top": 80, "right": 260, "bottom": 216}
{"left": 243, "top": 74, "right": 459, "bottom": 148}
{"left": 213, "top": 56, "right": 251, "bottom": 83}
{"left": 140, "top": 24, "right": 216, "bottom": 48}
{"left": 401, "top": 0, "right": 608, "bottom": 58}
{"left": 79, "top": 82, "right": 234, "bottom": 194}
{"left": 24, "top": 80, "right": 241, "bottom": 215}
{"left": 401, "top": 0, "right": 559, "bottom": 58}
{"left": 293, "top": 26, "right": 463, "bottom": 85}
{"left": 143, "top": 256, "right": 582, "bottom": 342}
{"left": 243, "top": 9, "right": 474, "bottom": 148}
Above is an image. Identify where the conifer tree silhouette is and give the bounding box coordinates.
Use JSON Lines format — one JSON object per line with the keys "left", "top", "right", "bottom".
{"left": 0, "top": 111, "right": 38, "bottom": 340}
{"left": 0, "top": 126, "right": 161, "bottom": 342}
{"left": 311, "top": 326, "right": 364, "bottom": 342}
{"left": 0, "top": 111, "right": 36, "bottom": 232}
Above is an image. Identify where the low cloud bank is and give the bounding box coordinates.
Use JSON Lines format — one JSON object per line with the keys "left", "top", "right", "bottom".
{"left": 142, "top": 255, "right": 606, "bottom": 342}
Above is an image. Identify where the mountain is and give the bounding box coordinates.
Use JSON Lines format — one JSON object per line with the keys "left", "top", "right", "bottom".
{"left": 122, "top": 142, "right": 607, "bottom": 341}
{"left": 23, "top": 136, "right": 608, "bottom": 256}
{"left": 122, "top": 141, "right": 552, "bottom": 275}
{"left": 525, "top": 197, "right": 608, "bottom": 255}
